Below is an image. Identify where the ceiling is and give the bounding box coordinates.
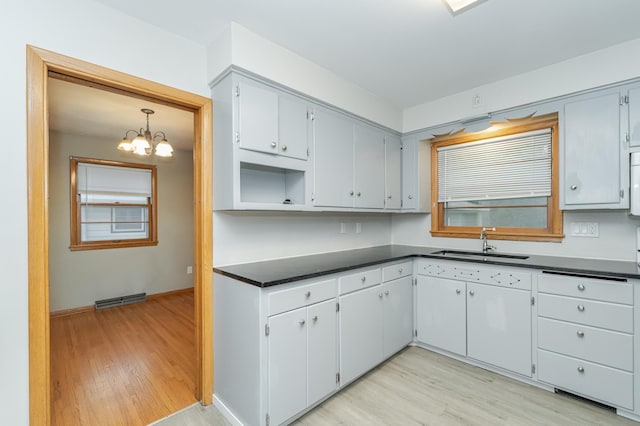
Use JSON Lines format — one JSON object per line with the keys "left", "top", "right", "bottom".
{"left": 48, "top": 78, "right": 195, "bottom": 151}
{"left": 51, "top": 0, "right": 640, "bottom": 145}
{"left": 92, "top": 0, "right": 640, "bottom": 109}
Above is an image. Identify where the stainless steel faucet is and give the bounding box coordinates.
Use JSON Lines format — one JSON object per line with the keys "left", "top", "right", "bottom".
{"left": 480, "top": 227, "right": 496, "bottom": 253}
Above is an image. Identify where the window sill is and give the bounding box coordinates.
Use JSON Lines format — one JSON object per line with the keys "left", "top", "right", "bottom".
{"left": 430, "top": 230, "right": 564, "bottom": 243}
{"left": 69, "top": 240, "right": 158, "bottom": 251}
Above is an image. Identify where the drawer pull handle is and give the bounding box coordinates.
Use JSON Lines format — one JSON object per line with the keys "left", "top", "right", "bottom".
{"left": 361, "top": 276, "right": 366, "bottom": 283}
{"left": 312, "top": 315, "right": 318, "bottom": 322}
{"left": 577, "top": 305, "right": 585, "bottom": 312}
{"left": 299, "top": 319, "right": 306, "bottom": 326}
{"left": 456, "top": 289, "right": 461, "bottom": 294}
{"left": 271, "top": 141, "right": 277, "bottom": 148}
{"left": 576, "top": 331, "right": 585, "bottom": 338}
{"left": 281, "top": 145, "right": 287, "bottom": 151}
{"left": 577, "top": 284, "right": 585, "bottom": 291}
{"left": 570, "top": 184, "right": 578, "bottom": 190}
{"left": 384, "top": 290, "right": 390, "bottom": 296}
{"left": 577, "top": 366, "right": 585, "bottom": 373}
{"left": 469, "top": 290, "right": 475, "bottom": 296}
{"left": 305, "top": 291, "right": 311, "bottom": 298}
{"left": 398, "top": 268, "right": 403, "bottom": 274}
{"left": 379, "top": 293, "right": 383, "bottom": 298}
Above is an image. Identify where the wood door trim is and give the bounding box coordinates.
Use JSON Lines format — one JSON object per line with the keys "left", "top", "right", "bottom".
{"left": 26, "top": 45, "right": 213, "bottom": 425}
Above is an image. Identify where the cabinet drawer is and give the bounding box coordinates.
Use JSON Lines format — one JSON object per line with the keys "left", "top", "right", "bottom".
{"left": 538, "top": 318, "right": 632, "bottom": 371}
{"left": 538, "top": 349, "right": 633, "bottom": 409}
{"left": 268, "top": 278, "right": 337, "bottom": 316}
{"left": 339, "top": 268, "right": 381, "bottom": 295}
{"left": 538, "top": 273, "right": 631, "bottom": 305}
{"left": 382, "top": 261, "right": 413, "bottom": 282}
{"left": 538, "top": 294, "right": 632, "bottom": 333}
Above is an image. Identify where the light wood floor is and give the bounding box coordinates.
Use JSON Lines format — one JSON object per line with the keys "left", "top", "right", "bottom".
{"left": 50, "top": 290, "right": 197, "bottom": 426}
{"left": 293, "top": 346, "right": 637, "bottom": 426}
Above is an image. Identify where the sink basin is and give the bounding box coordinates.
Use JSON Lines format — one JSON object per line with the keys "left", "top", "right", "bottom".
{"left": 430, "top": 250, "right": 529, "bottom": 260}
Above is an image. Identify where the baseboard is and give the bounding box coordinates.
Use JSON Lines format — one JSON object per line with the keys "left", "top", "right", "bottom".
{"left": 49, "top": 305, "right": 94, "bottom": 318}
{"left": 50, "top": 287, "right": 194, "bottom": 318}
{"left": 213, "top": 394, "right": 244, "bottom": 426}
{"left": 147, "top": 287, "right": 194, "bottom": 300}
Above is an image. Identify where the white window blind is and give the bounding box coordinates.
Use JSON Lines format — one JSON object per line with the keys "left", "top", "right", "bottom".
{"left": 77, "top": 163, "right": 152, "bottom": 202}
{"left": 437, "top": 128, "right": 552, "bottom": 202}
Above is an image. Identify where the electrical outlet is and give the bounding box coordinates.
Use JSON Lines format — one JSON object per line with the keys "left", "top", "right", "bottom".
{"left": 187, "top": 266, "right": 193, "bottom": 274}
{"left": 570, "top": 222, "right": 599, "bottom": 237}
{"left": 472, "top": 94, "right": 482, "bottom": 108}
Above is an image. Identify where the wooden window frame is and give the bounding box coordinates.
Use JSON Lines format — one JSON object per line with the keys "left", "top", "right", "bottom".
{"left": 69, "top": 156, "right": 158, "bottom": 250}
{"left": 430, "top": 113, "right": 563, "bottom": 242}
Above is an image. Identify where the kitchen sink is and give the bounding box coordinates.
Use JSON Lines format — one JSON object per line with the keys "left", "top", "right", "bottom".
{"left": 430, "top": 250, "right": 529, "bottom": 260}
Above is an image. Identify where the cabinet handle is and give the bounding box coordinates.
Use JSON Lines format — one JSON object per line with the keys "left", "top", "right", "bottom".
{"left": 570, "top": 184, "right": 578, "bottom": 190}
{"left": 378, "top": 293, "right": 383, "bottom": 298}
{"left": 577, "top": 305, "right": 585, "bottom": 312}
{"left": 469, "top": 290, "right": 475, "bottom": 296}
{"left": 299, "top": 319, "right": 306, "bottom": 326}
{"left": 357, "top": 192, "right": 362, "bottom": 197}
{"left": 350, "top": 191, "right": 354, "bottom": 196}
{"left": 281, "top": 145, "right": 287, "bottom": 151}
{"left": 408, "top": 195, "right": 413, "bottom": 199}
{"left": 456, "top": 288, "right": 461, "bottom": 294}
{"left": 384, "top": 290, "right": 390, "bottom": 296}
{"left": 576, "top": 331, "right": 585, "bottom": 338}
{"left": 361, "top": 276, "right": 366, "bottom": 283}
{"left": 577, "top": 366, "right": 585, "bottom": 373}
{"left": 305, "top": 291, "right": 311, "bottom": 298}
{"left": 312, "top": 315, "right": 318, "bottom": 322}
{"left": 398, "top": 268, "right": 403, "bottom": 274}
{"left": 270, "top": 141, "right": 277, "bottom": 148}
{"left": 388, "top": 195, "right": 392, "bottom": 199}
{"left": 577, "top": 284, "right": 585, "bottom": 291}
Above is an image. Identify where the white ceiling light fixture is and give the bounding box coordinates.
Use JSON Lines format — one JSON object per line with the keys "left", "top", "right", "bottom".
{"left": 117, "top": 108, "right": 174, "bottom": 157}
{"left": 443, "top": 0, "right": 487, "bottom": 14}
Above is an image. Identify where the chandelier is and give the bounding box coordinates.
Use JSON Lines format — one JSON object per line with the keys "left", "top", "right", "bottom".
{"left": 117, "top": 108, "right": 174, "bottom": 157}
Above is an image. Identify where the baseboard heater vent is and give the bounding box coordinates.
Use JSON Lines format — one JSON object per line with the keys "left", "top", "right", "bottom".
{"left": 95, "top": 292, "right": 147, "bottom": 310}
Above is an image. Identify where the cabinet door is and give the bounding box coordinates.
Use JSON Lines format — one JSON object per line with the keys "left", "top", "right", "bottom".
{"left": 339, "top": 285, "right": 383, "bottom": 385}
{"left": 382, "top": 276, "right": 413, "bottom": 358}
{"left": 385, "top": 134, "right": 402, "bottom": 209}
{"left": 629, "top": 85, "right": 640, "bottom": 147}
{"left": 238, "top": 80, "right": 279, "bottom": 155}
{"left": 313, "top": 108, "right": 354, "bottom": 207}
{"left": 466, "top": 283, "right": 532, "bottom": 377}
{"left": 564, "top": 91, "right": 626, "bottom": 208}
{"left": 353, "top": 124, "right": 385, "bottom": 208}
{"left": 307, "top": 299, "right": 338, "bottom": 406}
{"left": 416, "top": 276, "right": 466, "bottom": 356}
{"left": 278, "top": 94, "right": 309, "bottom": 160}
{"left": 268, "top": 307, "right": 307, "bottom": 426}
{"left": 401, "top": 137, "right": 418, "bottom": 210}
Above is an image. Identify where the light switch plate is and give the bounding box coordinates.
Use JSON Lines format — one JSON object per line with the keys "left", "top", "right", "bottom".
{"left": 570, "top": 222, "right": 599, "bottom": 237}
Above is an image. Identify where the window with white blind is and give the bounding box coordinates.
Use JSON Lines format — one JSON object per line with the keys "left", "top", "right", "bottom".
{"left": 70, "top": 157, "right": 158, "bottom": 250}
{"left": 430, "top": 113, "right": 563, "bottom": 242}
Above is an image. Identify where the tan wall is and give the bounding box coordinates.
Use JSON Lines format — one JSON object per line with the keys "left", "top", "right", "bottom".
{"left": 48, "top": 130, "right": 194, "bottom": 312}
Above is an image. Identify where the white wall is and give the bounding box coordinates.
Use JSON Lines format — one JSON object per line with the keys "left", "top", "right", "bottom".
{"left": 213, "top": 212, "right": 392, "bottom": 266}
{"left": 403, "top": 37, "right": 640, "bottom": 132}
{"left": 0, "top": 1, "right": 207, "bottom": 423}
{"left": 207, "top": 23, "right": 403, "bottom": 131}
{"left": 48, "top": 131, "right": 194, "bottom": 312}
{"left": 392, "top": 212, "right": 638, "bottom": 262}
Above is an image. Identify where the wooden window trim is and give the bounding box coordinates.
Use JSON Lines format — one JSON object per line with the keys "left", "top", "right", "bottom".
{"left": 430, "top": 113, "right": 563, "bottom": 242}
{"left": 69, "top": 156, "right": 158, "bottom": 250}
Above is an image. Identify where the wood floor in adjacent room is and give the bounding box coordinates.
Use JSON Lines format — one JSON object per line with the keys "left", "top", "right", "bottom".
{"left": 50, "top": 290, "right": 197, "bottom": 426}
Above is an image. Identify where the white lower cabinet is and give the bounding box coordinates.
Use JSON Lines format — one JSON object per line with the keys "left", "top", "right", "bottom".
{"left": 339, "top": 285, "right": 384, "bottom": 385}
{"left": 415, "top": 260, "right": 532, "bottom": 377}
{"left": 416, "top": 276, "right": 466, "bottom": 356}
{"left": 383, "top": 275, "right": 414, "bottom": 358}
{"left": 466, "top": 282, "right": 532, "bottom": 377}
{"left": 267, "top": 299, "right": 337, "bottom": 426}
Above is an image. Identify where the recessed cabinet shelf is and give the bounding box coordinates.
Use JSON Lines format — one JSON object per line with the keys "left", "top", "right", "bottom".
{"left": 240, "top": 162, "right": 305, "bottom": 205}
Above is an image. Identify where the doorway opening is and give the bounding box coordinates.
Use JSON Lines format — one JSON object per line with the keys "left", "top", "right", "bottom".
{"left": 26, "top": 46, "right": 213, "bottom": 425}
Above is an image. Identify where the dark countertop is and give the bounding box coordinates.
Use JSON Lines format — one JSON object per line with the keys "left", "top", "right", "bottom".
{"left": 213, "top": 245, "right": 640, "bottom": 287}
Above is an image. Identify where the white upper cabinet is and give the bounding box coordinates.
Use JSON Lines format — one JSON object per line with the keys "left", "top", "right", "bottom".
{"left": 353, "top": 123, "right": 385, "bottom": 209}
{"left": 384, "top": 134, "right": 402, "bottom": 210}
{"left": 313, "top": 107, "right": 355, "bottom": 207}
{"left": 238, "top": 78, "right": 309, "bottom": 161}
{"left": 400, "top": 136, "right": 430, "bottom": 212}
{"left": 627, "top": 84, "right": 640, "bottom": 148}
{"left": 562, "top": 89, "right": 629, "bottom": 209}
